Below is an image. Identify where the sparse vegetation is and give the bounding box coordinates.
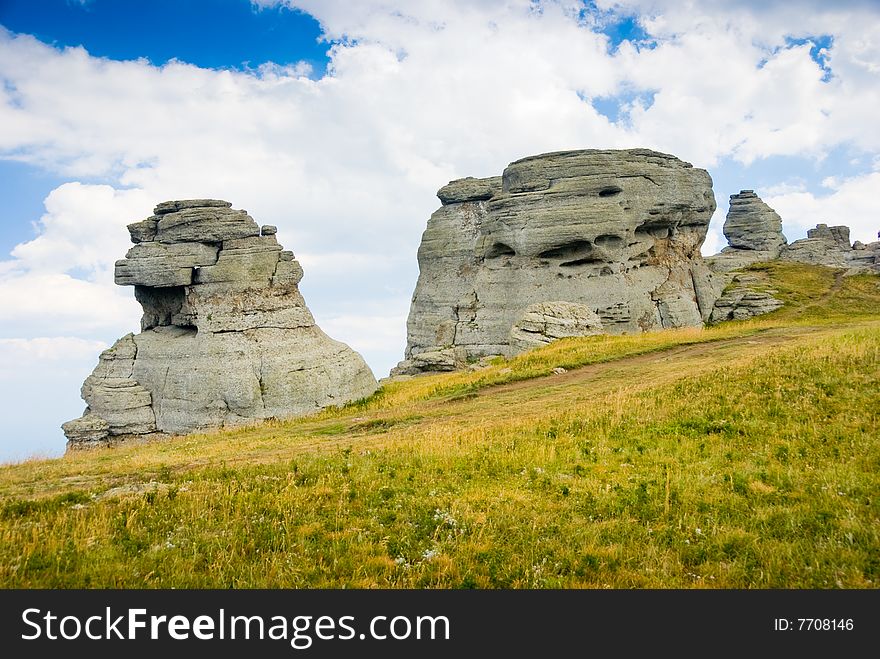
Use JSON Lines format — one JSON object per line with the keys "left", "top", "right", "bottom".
{"left": 1, "top": 263, "right": 878, "bottom": 588}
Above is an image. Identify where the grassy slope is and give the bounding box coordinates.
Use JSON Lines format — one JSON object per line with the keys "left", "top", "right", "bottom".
{"left": 1, "top": 262, "right": 878, "bottom": 588}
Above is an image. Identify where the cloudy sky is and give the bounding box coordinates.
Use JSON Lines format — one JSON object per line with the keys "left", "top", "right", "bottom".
{"left": 1, "top": 0, "right": 878, "bottom": 462}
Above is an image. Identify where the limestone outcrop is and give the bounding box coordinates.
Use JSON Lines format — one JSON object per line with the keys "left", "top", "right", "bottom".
{"left": 705, "top": 191, "right": 786, "bottom": 272}
{"left": 706, "top": 191, "right": 879, "bottom": 276}
{"left": 63, "top": 200, "right": 377, "bottom": 450}
{"left": 393, "top": 149, "right": 718, "bottom": 375}
{"left": 782, "top": 223, "right": 880, "bottom": 271}
{"left": 709, "top": 272, "right": 783, "bottom": 323}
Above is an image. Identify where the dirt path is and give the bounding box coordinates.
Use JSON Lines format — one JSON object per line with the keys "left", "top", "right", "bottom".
{"left": 483, "top": 324, "right": 830, "bottom": 397}
{"left": 2, "top": 320, "right": 875, "bottom": 499}
{"left": 406, "top": 322, "right": 872, "bottom": 427}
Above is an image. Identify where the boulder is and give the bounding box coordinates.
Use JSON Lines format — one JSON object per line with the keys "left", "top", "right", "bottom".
{"left": 63, "top": 200, "right": 378, "bottom": 450}
{"left": 60, "top": 415, "right": 111, "bottom": 447}
{"left": 393, "top": 149, "right": 718, "bottom": 374}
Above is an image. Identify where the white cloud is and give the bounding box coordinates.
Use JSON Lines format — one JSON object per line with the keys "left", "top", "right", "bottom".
{"left": 700, "top": 211, "right": 725, "bottom": 256}
{"left": 0, "top": 182, "right": 147, "bottom": 338}
{"left": 765, "top": 170, "right": 880, "bottom": 244}
{"left": 320, "top": 312, "right": 408, "bottom": 379}
{"left": 0, "top": 336, "right": 107, "bottom": 377}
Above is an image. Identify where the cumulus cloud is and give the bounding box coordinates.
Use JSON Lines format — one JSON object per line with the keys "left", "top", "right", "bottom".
{"left": 1, "top": 0, "right": 880, "bottom": 458}
{"left": 765, "top": 169, "right": 880, "bottom": 244}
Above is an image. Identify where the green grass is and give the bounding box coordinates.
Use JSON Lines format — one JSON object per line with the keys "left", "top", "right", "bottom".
{"left": 0, "top": 262, "right": 878, "bottom": 588}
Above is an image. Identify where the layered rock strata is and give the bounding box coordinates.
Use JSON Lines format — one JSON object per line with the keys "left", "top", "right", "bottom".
{"left": 393, "top": 149, "right": 718, "bottom": 375}
{"left": 709, "top": 272, "right": 783, "bottom": 323}
{"left": 705, "top": 190, "right": 786, "bottom": 272}
{"left": 63, "top": 200, "right": 377, "bottom": 449}
{"left": 508, "top": 302, "right": 604, "bottom": 353}
{"left": 782, "top": 223, "right": 880, "bottom": 271}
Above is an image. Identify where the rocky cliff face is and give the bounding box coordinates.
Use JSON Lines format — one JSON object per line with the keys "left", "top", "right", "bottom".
{"left": 62, "top": 200, "right": 377, "bottom": 449}
{"left": 393, "top": 149, "right": 718, "bottom": 375}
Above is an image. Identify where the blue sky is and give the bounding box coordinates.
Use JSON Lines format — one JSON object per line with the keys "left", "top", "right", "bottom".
{"left": 0, "top": 0, "right": 327, "bottom": 70}
{"left": 0, "top": 0, "right": 328, "bottom": 256}
{"left": 1, "top": 0, "right": 879, "bottom": 462}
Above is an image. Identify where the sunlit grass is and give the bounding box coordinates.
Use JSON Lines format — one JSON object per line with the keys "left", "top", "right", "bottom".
{"left": 0, "top": 262, "right": 878, "bottom": 588}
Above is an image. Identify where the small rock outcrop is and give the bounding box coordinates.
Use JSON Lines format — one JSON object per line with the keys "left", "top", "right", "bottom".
{"left": 709, "top": 272, "right": 783, "bottom": 322}
{"left": 63, "top": 200, "right": 377, "bottom": 450}
{"left": 393, "top": 149, "right": 718, "bottom": 375}
{"left": 706, "top": 191, "right": 786, "bottom": 272}
{"left": 781, "top": 223, "right": 880, "bottom": 271}
{"left": 850, "top": 239, "right": 880, "bottom": 271}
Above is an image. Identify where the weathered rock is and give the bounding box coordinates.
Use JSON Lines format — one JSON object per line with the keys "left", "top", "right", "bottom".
{"left": 508, "top": 302, "right": 604, "bottom": 353}
{"left": 849, "top": 240, "right": 880, "bottom": 272}
{"left": 723, "top": 190, "right": 786, "bottom": 252}
{"left": 155, "top": 206, "right": 260, "bottom": 244}
{"left": 392, "top": 348, "right": 459, "bottom": 376}
{"left": 127, "top": 217, "right": 159, "bottom": 243}
{"left": 64, "top": 200, "right": 378, "bottom": 450}
{"left": 706, "top": 191, "right": 786, "bottom": 273}
{"left": 438, "top": 177, "right": 502, "bottom": 204}
{"left": 114, "top": 242, "right": 219, "bottom": 287}
{"left": 394, "top": 149, "right": 718, "bottom": 374}
{"left": 193, "top": 235, "right": 282, "bottom": 287}
{"left": 154, "top": 199, "right": 232, "bottom": 214}
{"left": 60, "top": 415, "right": 110, "bottom": 447}
{"left": 780, "top": 223, "right": 869, "bottom": 269}
{"left": 709, "top": 273, "right": 783, "bottom": 322}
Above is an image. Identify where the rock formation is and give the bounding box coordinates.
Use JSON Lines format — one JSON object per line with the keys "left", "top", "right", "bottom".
{"left": 705, "top": 190, "right": 786, "bottom": 272}
{"left": 706, "top": 191, "right": 880, "bottom": 275}
{"left": 709, "top": 272, "right": 783, "bottom": 322}
{"left": 393, "top": 149, "right": 718, "bottom": 375}
{"left": 62, "top": 199, "right": 378, "bottom": 450}
{"left": 850, "top": 239, "right": 880, "bottom": 271}
{"left": 704, "top": 191, "right": 880, "bottom": 321}
{"left": 782, "top": 223, "right": 880, "bottom": 271}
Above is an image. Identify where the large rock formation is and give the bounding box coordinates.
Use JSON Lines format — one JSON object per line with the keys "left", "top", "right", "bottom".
{"left": 393, "top": 149, "right": 718, "bottom": 375}
{"left": 63, "top": 200, "right": 378, "bottom": 450}
{"left": 705, "top": 190, "right": 786, "bottom": 272}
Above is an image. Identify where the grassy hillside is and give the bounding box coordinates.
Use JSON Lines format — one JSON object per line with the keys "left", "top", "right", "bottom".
{"left": 1, "top": 262, "right": 878, "bottom": 588}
